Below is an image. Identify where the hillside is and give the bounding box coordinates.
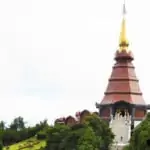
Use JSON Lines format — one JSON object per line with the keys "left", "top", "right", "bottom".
{"left": 3, "top": 137, "right": 46, "bottom": 150}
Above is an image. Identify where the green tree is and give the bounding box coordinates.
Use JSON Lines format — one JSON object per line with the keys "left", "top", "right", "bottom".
{"left": 59, "top": 124, "right": 97, "bottom": 150}
{"left": 46, "top": 114, "right": 114, "bottom": 150}
{"left": 77, "top": 126, "right": 100, "bottom": 150}
{"left": 0, "top": 141, "right": 3, "bottom": 150}
{"left": 128, "top": 112, "right": 150, "bottom": 150}
{"left": 84, "top": 114, "right": 114, "bottom": 149}
{"left": 2, "top": 129, "right": 20, "bottom": 145}
{"left": 123, "top": 145, "right": 131, "bottom": 150}
{"left": 0, "top": 121, "right": 5, "bottom": 130}
{"left": 46, "top": 124, "right": 70, "bottom": 150}
{"left": 10, "top": 116, "right": 25, "bottom": 131}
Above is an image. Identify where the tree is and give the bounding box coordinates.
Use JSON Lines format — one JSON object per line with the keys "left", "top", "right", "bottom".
{"left": 127, "top": 112, "right": 150, "bottom": 150}
{"left": 40, "top": 119, "right": 48, "bottom": 127}
{"left": 0, "top": 121, "right": 5, "bottom": 130}
{"left": 2, "top": 129, "right": 20, "bottom": 145}
{"left": 46, "top": 114, "right": 114, "bottom": 150}
{"left": 59, "top": 124, "right": 96, "bottom": 150}
{"left": 0, "top": 141, "right": 3, "bottom": 150}
{"left": 77, "top": 126, "right": 101, "bottom": 150}
{"left": 10, "top": 116, "right": 25, "bottom": 131}
{"left": 123, "top": 145, "right": 131, "bottom": 150}
{"left": 46, "top": 124, "right": 70, "bottom": 150}
{"left": 84, "top": 114, "right": 114, "bottom": 149}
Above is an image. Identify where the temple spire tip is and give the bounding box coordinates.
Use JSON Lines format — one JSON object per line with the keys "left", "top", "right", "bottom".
{"left": 119, "top": 0, "right": 129, "bottom": 52}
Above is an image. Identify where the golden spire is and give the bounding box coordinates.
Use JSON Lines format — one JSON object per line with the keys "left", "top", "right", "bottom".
{"left": 119, "top": 0, "right": 129, "bottom": 51}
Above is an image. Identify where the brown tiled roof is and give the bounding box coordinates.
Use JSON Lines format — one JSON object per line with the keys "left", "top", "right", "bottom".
{"left": 101, "top": 50, "right": 146, "bottom": 105}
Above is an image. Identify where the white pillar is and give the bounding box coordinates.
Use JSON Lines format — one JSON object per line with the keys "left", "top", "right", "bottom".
{"left": 128, "top": 125, "right": 131, "bottom": 142}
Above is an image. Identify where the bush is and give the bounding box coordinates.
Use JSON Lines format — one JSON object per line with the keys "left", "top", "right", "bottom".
{"left": 37, "top": 131, "right": 47, "bottom": 140}
{"left": 0, "top": 141, "right": 3, "bottom": 150}
{"left": 123, "top": 145, "right": 131, "bottom": 150}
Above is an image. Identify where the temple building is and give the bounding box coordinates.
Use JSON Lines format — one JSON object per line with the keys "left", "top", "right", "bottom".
{"left": 55, "top": 1, "right": 150, "bottom": 146}
{"left": 96, "top": 1, "right": 150, "bottom": 128}
{"left": 54, "top": 110, "right": 98, "bottom": 126}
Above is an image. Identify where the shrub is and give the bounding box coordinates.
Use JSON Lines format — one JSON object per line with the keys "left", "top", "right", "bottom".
{"left": 0, "top": 141, "right": 3, "bottom": 150}
{"left": 37, "top": 131, "right": 47, "bottom": 140}
{"left": 123, "top": 145, "right": 131, "bottom": 150}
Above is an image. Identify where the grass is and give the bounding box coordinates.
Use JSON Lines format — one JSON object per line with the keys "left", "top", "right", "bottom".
{"left": 3, "top": 137, "right": 46, "bottom": 150}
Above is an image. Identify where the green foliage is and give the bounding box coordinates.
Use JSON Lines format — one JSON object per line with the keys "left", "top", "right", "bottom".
{"left": 0, "top": 141, "right": 3, "bottom": 150}
{"left": 10, "top": 116, "right": 25, "bottom": 131}
{"left": 46, "top": 124, "right": 70, "bottom": 150}
{"left": 0, "top": 121, "right": 5, "bottom": 131}
{"left": 0, "top": 114, "right": 114, "bottom": 150}
{"left": 3, "top": 137, "right": 46, "bottom": 150}
{"left": 37, "top": 131, "right": 47, "bottom": 140}
{"left": 128, "top": 112, "right": 150, "bottom": 150}
{"left": 77, "top": 126, "right": 100, "bottom": 150}
{"left": 123, "top": 145, "right": 131, "bottom": 150}
{"left": 0, "top": 117, "right": 49, "bottom": 146}
{"left": 46, "top": 114, "right": 114, "bottom": 150}
{"left": 84, "top": 114, "right": 114, "bottom": 148}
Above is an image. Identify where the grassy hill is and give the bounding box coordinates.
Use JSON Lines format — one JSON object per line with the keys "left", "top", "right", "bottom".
{"left": 3, "top": 137, "right": 46, "bottom": 150}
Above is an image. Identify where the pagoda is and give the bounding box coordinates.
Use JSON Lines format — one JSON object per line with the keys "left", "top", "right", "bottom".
{"left": 96, "top": 1, "right": 149, "bottom": 123}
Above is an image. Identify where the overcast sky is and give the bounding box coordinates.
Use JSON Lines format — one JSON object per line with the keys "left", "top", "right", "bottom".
{"left": 0, "top": 0, "right": 150, "bottom": 126}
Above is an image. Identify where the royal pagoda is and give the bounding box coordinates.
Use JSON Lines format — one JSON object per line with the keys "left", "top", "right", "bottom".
{"left": 55, "top": 1, "right": 150, "bottom": 131}
{"left": 96, "top": 0, "right": 150, "bottom": 127}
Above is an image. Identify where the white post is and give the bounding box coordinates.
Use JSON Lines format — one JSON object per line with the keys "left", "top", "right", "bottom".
{"left": 128, "top": 124, "right": 131, "bottom": 142}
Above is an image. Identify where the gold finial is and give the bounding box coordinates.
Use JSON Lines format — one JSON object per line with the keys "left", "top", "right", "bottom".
{"left": 119, "top": 0, "right": 129, "bottom": 51}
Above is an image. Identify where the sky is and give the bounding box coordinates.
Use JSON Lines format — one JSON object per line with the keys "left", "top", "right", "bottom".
{"left": 0, "top": 0, "right": 150, "bottom": 126}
